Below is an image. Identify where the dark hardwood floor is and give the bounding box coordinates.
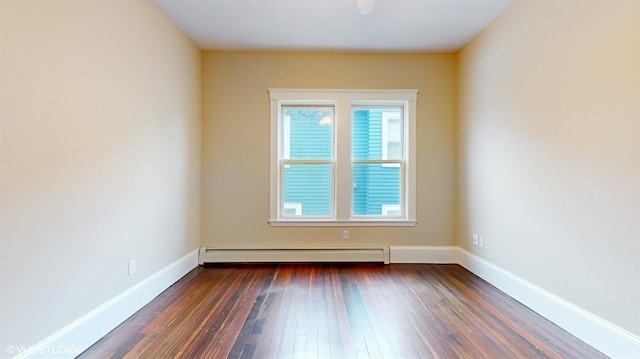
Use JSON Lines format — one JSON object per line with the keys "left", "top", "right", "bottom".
{"left": 78, "top": 264, "right": 606, "bottom": 359}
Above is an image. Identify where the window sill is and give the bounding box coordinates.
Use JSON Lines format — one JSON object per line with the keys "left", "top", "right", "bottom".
{"left": 268, "top": 220, "right": 417, "bottom": 227}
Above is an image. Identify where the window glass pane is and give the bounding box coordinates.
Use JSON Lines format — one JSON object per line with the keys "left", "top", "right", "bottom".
{"left": 352, "top": 107, "right": 403, "bottom": 160}
{"left": 382, "top": 204, "right": 401, "bottom": 216}
{"left": 352, "top": 163, "right": 401, "bottom": 216}
{"left": 282, "top": 203, "right": 302, "bottom": 216}
{"left": 387, "top": 142, "right": 401, "bottom": 160}
{"left": 283, "top": 107, "right": 333, "bottom": 160}
{"left": 282, "top": 207, "right": 298, "bottom": 216}
{"left": 283, "top": 164, "right": 333, "bottom": 217}
{"left": 388, "top": 118, "right": 401, "bottom": 141}
{"left": 353, "top": 109, "right": 377, "bottom": 160}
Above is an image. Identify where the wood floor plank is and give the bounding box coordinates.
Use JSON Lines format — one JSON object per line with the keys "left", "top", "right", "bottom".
{"left": 78, "top": 264, "right": 607, "bottom": 359}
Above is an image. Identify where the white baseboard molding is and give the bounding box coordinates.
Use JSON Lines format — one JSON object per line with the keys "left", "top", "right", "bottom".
{"left": 456, "top": 248, "right": 640, "bottom": 359}
{"left": 15, "top": 249, "right": 199, "bottom": 359}
{"left": 389, "top": 245, "right": 458, "bottom": 263}
{"left": 199, "top": 247, "right": 390, "bottom": 264}
{"left": 16, "top": 246, "right": 639, "bottom": 358}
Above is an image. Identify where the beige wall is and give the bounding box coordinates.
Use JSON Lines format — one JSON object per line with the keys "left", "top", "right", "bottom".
{"left": 0, "top": 0, "right": 201, "bottom": 349}
{"left": 458, "top": 0, "right": 639, "bottom": 335}
{"left": 202, "top": 52, "right": 457, "bottom": 248}
{"left": 4, "top": 0, "right": 636, "bottom": 351}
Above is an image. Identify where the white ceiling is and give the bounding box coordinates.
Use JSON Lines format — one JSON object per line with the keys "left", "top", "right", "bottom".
{"left": 155, "top": 0, "right": 515, "bottom": 52}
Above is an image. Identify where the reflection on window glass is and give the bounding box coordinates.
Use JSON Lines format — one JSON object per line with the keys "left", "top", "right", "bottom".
{"left": 282, "top": 107, "right": 334, "bottom": 160}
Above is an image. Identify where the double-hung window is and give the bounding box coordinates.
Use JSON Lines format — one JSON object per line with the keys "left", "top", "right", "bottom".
{"left": 269, "top": 89, "right": 418, "bottom": 226}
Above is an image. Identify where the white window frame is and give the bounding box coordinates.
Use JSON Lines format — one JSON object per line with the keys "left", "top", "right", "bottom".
{"left": 279, "top": 104, "right": 337, "bottom": 219}
{"left": 268, "top": 89, "right": 418, "bottom": 227}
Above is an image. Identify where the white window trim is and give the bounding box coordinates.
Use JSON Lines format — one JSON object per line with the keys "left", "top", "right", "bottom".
{"left": 268, "top": 89, "right": 418, "bottom": 227}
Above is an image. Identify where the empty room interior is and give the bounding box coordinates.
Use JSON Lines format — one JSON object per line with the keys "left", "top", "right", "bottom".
{"left": 1, "top": 0, "right": 638, "bottom": 358}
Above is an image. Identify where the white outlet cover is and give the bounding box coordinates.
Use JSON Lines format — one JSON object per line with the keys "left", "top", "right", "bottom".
{"left": 128, "top": 260, "right": 136, "bottom": 276}
{"left": 479, "top": 237, "right": 484, "bottom": 248}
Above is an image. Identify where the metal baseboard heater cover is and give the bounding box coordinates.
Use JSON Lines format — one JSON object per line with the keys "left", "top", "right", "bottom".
{"left": 198, "top": 247, "right": 390, "bottom": 264}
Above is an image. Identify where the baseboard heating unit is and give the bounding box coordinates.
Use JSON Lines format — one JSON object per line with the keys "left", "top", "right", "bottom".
{"left": 198, "top": 247, "right": 390, "bottom": 264}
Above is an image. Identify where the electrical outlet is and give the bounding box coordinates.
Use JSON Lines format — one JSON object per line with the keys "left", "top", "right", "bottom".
{"left": 472, "top": 234, "right": 479, "bottom": 246}
{"left": 128, "top": 260, "right": 137, "bottom": 276}
{"left": 479, "top": 236, "right": 485, "bottom": 248}
{"left": 343, "top": 230, "right": 349, "bottom": 240}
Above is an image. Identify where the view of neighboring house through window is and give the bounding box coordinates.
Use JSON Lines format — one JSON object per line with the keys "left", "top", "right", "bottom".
{"left": 281, "top": 106, "right": 334, "bottom": 218}
{"left": 269, "top": 89, "right": 417, "bottom": 226}
{"left": 353, "top": 107, "right": 403, "bottom": 217}
{"left": 382, "top": 112, "right": 402, "bottom": 163}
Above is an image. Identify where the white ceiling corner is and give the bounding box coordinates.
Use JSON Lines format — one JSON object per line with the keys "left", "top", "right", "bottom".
{"left": 155, "top": 0, "right": 516, "bottom": 52}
